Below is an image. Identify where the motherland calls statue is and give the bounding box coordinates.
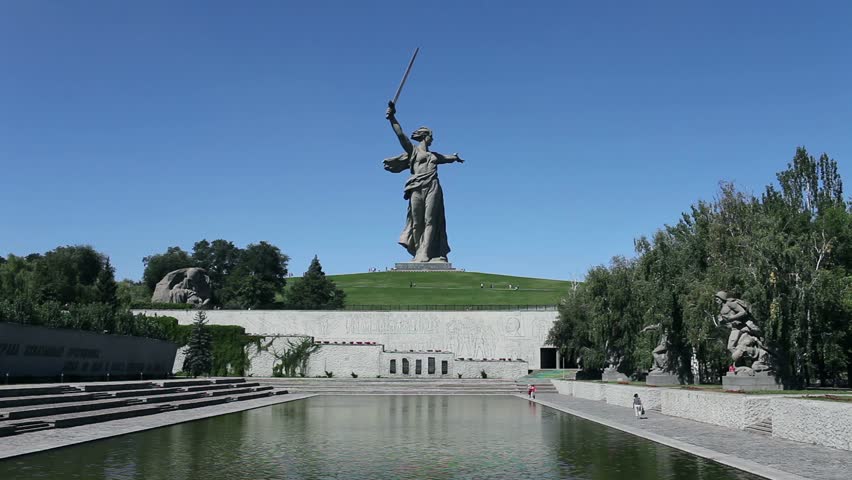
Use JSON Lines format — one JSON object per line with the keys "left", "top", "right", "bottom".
{"left": 383, "top": 102, "right": 463, "bottom": 263}
{"left": 714, "top": 291, "right": 771, "bottom": 375}
{"left": 151, "top": 267, "right": 212, "bottom": 307}
{"left": 381, "top": 49, "right": 464, "bottom": 264}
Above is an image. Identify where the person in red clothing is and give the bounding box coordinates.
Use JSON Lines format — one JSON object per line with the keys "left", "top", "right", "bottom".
{"left": 527, "top": 384, "right": 536, "bottom": 399}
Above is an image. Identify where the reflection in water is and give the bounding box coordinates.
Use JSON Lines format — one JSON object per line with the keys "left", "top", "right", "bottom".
{"left": 0, "top": 396, "right": 760, "bottom": 480}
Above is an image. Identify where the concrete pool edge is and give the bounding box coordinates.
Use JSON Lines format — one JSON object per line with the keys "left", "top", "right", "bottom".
{"left": 0, "top": 393, "right": 316, "bottom": 461}
{"left": 522, "top": 394, "right": 806, "bottom": 480}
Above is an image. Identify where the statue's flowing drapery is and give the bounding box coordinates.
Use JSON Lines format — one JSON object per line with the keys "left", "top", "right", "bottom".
{"left": 384, "top": 152, "right": 451, "bottom": 260}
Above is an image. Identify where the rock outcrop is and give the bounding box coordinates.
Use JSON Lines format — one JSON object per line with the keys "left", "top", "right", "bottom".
{"left": 151, "top": 267, "right": 212, "bottom": 307}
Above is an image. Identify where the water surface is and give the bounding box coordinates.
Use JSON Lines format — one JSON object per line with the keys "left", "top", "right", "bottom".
{"left": 1, "top": 396, "right": 760, "bottom": 479}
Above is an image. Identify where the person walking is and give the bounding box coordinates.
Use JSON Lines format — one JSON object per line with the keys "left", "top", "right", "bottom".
{"left": 527, "top": 384, "right": 537, "bottom": 399}
{"left": 633, "top": 393, "right": 644, "bottom": 419}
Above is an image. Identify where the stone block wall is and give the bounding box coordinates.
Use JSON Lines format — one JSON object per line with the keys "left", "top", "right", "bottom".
{"left": 551, "top": 380, "right": 852, "bottom": 452}
{"left": 660, "top": 389, "right": 771, "bottom": 429}
{"left": 605, "top": 383, "right": 662, "bottom": 410}
{"left": 552, "top": 379, "right": 573, "bottom": 396}
{"left": 454, "top": 359, "right": 528, "bottom": 379}
{"left": 572, "top": 381, "right": 607, "bottom": 401}
{"left": 137, "top": 309, "right": 556, "bottom": 369}
{"left": 308, "top": 344, "right": 384, "bottom": 378}
{"left": 0, "top": 322, "right": 178, "bottom": 380}
{"left": 772, "top": 398, "right": 852, "bottom": 451}
{"left": 243, "top": 338, "right": 527, "bottom": 379}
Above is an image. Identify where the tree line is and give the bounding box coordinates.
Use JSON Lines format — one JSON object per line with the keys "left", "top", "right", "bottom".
{"left": 0, "top": 246, "right": 167, "bottom": 339}
{"left": 139, "top": 239, "right": 344, "bottom": 310}
{"left": 548, "top": 148, "right": 852, "bottom": 387}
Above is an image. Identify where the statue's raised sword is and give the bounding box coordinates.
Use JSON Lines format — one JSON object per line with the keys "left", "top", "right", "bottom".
{"left": 390, "top": 47, "right": 419, "bottom": 107}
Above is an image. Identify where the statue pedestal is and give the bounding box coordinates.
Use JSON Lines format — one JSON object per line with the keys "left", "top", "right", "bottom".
{"left": 601, "top": 368, "right": 629, "bottom": 382}
{"left": 393, "top": 262, "right": 457, "bottom": 271}
{"left": 646, "top": 372, "right": 681, "bottom": 386}
{"left": 722, "top": 372, "right": 782, "bottom": 392}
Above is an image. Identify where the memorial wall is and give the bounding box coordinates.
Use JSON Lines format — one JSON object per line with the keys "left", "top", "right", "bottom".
{"left": 0, "top": 322, "right": 178, "bottom": 380}
{"left": 138, "top": 310, "right": 558, "bottom": 370}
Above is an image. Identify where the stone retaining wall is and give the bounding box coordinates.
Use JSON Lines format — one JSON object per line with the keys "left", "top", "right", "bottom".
{"left": 552, "top": 379, "right": 574, "bottom": 396}
{"left": 454, "top": 360, "right": 528, "bottom": 379}
{"left": 137, "top": 309, "right": 556, "bottom": 369}
{"left": 243, "top": 338, "right": 528, "bottom": 379}
{"left": 771, "top": 398, "right": 852, "bottom": 451}
{"left": 571, "top": 381, "right": 607, "bottom": 401}
{"left": 660, "top": 388, "right": 771, "bottom": 429}
{"left": 605, "top": 383, "right": 662, "bottom": 410}
{"left": 551, "top": 380, "right": 852, "bottom": 452}
{"left": 0, "top": 322, "right": 178, "bottom": 380}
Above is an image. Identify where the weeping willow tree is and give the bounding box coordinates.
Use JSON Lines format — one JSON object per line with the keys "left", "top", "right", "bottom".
{"left": 271, "top": 337, "right": 321, "bottom": 377}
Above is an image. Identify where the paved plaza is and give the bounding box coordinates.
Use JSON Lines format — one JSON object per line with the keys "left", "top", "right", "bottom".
{"left": 528, "top": 393, "right": 852, "bottom": 480}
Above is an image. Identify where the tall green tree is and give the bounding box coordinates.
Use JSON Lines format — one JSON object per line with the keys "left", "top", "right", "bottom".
{"left": 548, "top": 147, "right": 852, "bottom": 387}
{"left": 183, "top": 311, "right": 213, "bottom": 377}
{"left": 226, "top": 241, "right": 289, "bottom": 308}
{"left": 547, "top": 281, "right": 597, "bottom": 369}
{"left": 192, "top": 239, "right": 241, "bottom": 303}
{"left": 32, "top": 245, "right": 104, "bottom": 304}
{"left": 142, "top": 246, "right": 194, "bottom": 292}
{"left": 286, "top": 256, "right": 346, "bottom": 310}
{"left": 96, "top": 258, "right": 119, "bottom": 309}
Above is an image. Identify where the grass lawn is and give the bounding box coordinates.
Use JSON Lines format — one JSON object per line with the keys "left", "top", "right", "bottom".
{"left": 798, "top": 394, "right": 852, "bottom": 403}
{"left": 284, "top": 271, "right": 574, "bottom": 306}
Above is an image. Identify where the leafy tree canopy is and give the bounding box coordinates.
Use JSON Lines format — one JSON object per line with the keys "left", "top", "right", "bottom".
{"left": 549, "top": 147, "right": 852, "bottom": 387}
{"left": 285, "top": 256, "right": 346, "bottom": 310}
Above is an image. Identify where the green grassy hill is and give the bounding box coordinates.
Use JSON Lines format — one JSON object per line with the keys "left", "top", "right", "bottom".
{"left": 313, "top": 271, "right": 573, "bottom": 306}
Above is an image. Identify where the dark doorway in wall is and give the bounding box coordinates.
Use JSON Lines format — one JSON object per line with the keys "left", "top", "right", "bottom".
{"left": 428, "top": 357, "right": 435, "bottom": 374}
{"left": 415, "top": 359, "right": 422, "bottom": 374}
{"left": 540, "top": 348, "right": 557, "bottom": 369}
{"left": 402, "top": 358, "right": 409, "bottom": 375}
{"left": 390, "top": 359, "right": 397, "bottom": 374}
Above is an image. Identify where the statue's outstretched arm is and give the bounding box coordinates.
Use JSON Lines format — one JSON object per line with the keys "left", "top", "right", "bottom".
{"left": 434, "top": 152, "right": 464, "bottom": 164}
{"left": 386, "top": 102, "right": 413, "bottom": 155}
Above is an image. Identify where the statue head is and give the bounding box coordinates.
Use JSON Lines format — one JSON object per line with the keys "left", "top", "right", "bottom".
{"left": 411, "top": 126, "right": 433, "bottom": 145}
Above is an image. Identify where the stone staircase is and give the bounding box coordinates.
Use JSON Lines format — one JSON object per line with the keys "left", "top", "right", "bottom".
{"left": 745, "top": 418, "right": 773, "bottom": 436}
{"left": 256, "top": 378, "right": 559, "bottom": 395}
{"left": 0, "top": 378, "right": 287, "bottom": 437}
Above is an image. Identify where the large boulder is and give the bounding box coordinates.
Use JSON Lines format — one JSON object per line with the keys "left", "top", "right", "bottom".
{"left": 151, "top": 267, "right": 212, "bottom": 307}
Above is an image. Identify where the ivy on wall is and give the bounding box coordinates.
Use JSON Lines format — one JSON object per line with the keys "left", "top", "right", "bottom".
{"left": 155, "top": 316, "right": 262, "bottom": 376}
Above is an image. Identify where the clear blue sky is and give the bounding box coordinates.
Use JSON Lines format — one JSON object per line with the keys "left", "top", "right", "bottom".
{"left": 2, "top": 1, "right": 851, "bottom": 281}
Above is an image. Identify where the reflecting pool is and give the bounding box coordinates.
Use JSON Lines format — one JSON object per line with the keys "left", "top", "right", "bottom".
{"left": 1, "top": 396, "right": 760, "bottom": 479}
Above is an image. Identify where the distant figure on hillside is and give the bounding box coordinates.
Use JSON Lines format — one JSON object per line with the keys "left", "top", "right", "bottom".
{"left": 480, "top": 283, "right": 484, "bottom": 288}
